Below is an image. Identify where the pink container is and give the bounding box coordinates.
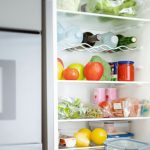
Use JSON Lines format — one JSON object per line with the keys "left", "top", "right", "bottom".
{"left": 106, "top": 88, "right": 118, "bottom": 102}
{"left": 92, "top": 88, "right": 106, "bottom": 105}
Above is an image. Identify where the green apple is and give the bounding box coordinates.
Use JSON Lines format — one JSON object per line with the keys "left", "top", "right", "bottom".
{"left": 68, "top": 63, "right": 84, "bottom": 80}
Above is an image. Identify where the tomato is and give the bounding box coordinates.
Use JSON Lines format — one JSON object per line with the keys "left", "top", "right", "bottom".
{"left": 63, "top": 68, "right": 79, "bottom": 80}
{"left": 84, "top": 62, "right": 104, "bottom": 80}
{"left": 99, "top": 101, "right": 109, "bottom": 108}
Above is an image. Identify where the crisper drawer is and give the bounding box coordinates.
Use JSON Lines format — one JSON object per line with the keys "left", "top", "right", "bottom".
{"left": 0, "top": 0, "right": 41, "bottom": 31}
{"left": 0, "top": 144, "right": 42, "bottom": 150}
{"left": 0, "top": 32, "right": 41, "bottom": 145}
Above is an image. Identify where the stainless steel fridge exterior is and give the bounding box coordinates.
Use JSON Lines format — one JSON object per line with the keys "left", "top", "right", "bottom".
{"left": 0, "top": 31, "right": 42, "bottom": 149}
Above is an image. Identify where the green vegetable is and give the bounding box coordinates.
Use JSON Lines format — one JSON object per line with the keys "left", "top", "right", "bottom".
{"left": 86, "top": 0, "right": 138, "bottom": 16}
{"left": 58, "top": 97, "right": 85, "bottom": 119}
{"left": 90, "top": 55, "right": 111, "bottom": 81}
{"left": 85, "top": 105, "right": 103, "bottom": 118}
{"left": 58, "top": 97, "right": 103, "bottom": 119}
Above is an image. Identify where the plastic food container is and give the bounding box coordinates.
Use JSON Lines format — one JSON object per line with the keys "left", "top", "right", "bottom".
{"left": 106, "top": 88, "right": 118, "bottom": 102}
{"left": 118, "top": 61, "right": 134, "bottom": 81}
{"left": 105, "top": 139, "right": 150, "bottom": 150}
{"left": 141, "top": 103, "right": 150, "bottom": 117}
{"left": 92, "top": 88, "right": 106, "bottom": 105}
{"left": 89, "top": 121, "right": 130, "bottom": 133}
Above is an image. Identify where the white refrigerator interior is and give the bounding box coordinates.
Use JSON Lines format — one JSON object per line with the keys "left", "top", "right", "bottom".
{"left": 0, "top": 32, "right": 42, "bottom": 147}
{"left": 57, "top": 9, "right": 150, "bottom": 140}
{"left": 46, "top": 0, "right": 150, "bottom": 149}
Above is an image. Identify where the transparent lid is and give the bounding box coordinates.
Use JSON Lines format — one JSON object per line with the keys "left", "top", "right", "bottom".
{"left": 105, "top": 139, "right": 150, "bottom": 149}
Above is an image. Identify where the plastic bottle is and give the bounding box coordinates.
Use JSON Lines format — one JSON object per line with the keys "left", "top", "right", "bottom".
{"left": 82, "top": 32, "right": 118, "bottom": 51}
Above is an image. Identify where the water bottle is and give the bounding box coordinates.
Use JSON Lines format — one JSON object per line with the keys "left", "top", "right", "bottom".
{"left": 94, "top": 32, "right": 119, "bottom": 51}
{"left": 57, "top": 23, "right": 83, "bottom": 50}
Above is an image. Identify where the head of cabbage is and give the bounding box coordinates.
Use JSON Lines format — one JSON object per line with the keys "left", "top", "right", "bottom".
{"left": 86, "top": 0, "right": 137, "bottom": 16}
{"left": 57, "top": 0, "right": 80, "bottom": 11}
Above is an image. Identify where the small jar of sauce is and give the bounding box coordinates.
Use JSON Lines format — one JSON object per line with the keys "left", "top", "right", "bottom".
{"left": 118, "top": 61, "right": 134, "bottom": 81}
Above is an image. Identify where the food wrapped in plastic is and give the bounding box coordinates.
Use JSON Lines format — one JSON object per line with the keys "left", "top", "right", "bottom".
{"left": 86, "top": 0, "right": 144, "bottom": 17}
{"left": 58, "top": 97, "right": 86, "bottom": 119}
{"left": 99, "top": 101, "right": 114, "bottom": 118}
{"left": 57, "top": 0, "right": 80, "bottom": 11}
{"left": 84, "top": 105, "right": 103, "bottom": 118}
{"left": 111, "top": 98, "right": 126, "bottom": 117}
{"left": 141, "top": 100, "right": 150, "bottom": 117}
{"left": 58, "top": 97, "right": 103, "bottom": 119}
{"left": 111, "top": 97, "right": 142, "bottom": 117}
{"left": 128, "top": 98, "right": 141, "bottom": 117}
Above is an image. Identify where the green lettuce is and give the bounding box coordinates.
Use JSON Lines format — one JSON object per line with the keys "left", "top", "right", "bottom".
{"left": 86, "top": 0, "right": 137, "bottom": 16}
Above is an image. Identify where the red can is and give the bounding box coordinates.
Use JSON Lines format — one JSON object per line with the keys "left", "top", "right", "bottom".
{"left": 118, "top": 61, "right": 134, "bottom": 81}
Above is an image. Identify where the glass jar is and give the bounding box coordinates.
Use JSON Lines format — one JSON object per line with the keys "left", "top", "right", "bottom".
{"left": 118, "top": 61, "right": 134, "bottom": 81}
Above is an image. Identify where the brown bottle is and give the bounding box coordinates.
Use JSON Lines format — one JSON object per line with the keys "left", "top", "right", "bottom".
{"left": 82, "top": 32, "right": 101, "bottom": 47}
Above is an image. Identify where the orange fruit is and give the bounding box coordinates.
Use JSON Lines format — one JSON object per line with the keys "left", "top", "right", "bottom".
{"left": 91, "top": 128, "right": 107, "bottom": 145}
{"left": 78, "top": 128, "right": 91, "bottom": 140}
{"left": 74, "top": 132, "right": 90, "bottom": 147}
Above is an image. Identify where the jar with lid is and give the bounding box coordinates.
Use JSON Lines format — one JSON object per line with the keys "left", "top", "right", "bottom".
{"left": 118, "top": 61, "right": 134, "bottom": 81}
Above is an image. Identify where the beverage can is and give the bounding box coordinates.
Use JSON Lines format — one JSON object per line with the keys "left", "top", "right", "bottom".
{"left": 109, "top": 62, "right": 118, "bottom": 81}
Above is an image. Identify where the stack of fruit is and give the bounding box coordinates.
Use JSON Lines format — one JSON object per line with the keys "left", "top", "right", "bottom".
{"left": 57, "top": 55, "right": 111, "bottom": 81}
{"left": 74, "top": 128, "right": 107, "bottom": 147}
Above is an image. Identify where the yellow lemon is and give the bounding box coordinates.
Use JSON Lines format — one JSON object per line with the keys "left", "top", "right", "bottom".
{"left": 57, "top": 62, "right": 64, "bottom": 80}
{"left": 78, "top": 128, "right": 91, "bottom": 140}
{"left": 91, "top": 128, "right": 107, "bottom": 145}
{"left": 74, "top": 132, "right": 90, "bottom": 147}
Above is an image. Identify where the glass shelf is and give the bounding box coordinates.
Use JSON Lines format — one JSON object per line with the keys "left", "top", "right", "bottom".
{"left": 59, "top": 145, "right": 104, "bottom": 150}
{"left": 57, "top": 9, "right": 150, "bottom": 23}
{"left": 59, "top": 117, "right": 150, "bottom": 123}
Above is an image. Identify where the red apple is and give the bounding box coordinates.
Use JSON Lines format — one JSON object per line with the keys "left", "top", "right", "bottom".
{"left": 84, "top": 62, "right": 104, "bottom": 80}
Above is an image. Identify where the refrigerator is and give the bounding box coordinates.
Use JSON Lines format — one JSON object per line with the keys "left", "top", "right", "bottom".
{"left": 0, "top": 31, "right": 42, "bottom": 150}
{"left": 45, "top": 0, "right": 150, "bottom": 150}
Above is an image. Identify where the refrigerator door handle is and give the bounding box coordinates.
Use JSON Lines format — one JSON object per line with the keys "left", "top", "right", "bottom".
{"left": 0, "top": 60, "right": 16, "bottom": 120}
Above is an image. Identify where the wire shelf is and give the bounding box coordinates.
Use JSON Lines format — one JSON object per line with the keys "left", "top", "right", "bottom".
{"left": 61, "top": 43, "right": 137, "bottom": 53}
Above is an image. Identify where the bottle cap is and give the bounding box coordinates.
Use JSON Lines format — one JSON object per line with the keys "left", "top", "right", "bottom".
{"left": 118, "top": 61, "right": 134, "bottom": 64}
{"left": 131, "top": 37, "right": 137, "bottom": 43}
{"left": 96, "top": 34, "right": 101, "bottom": 41}
{"left": 111, "top": 36, "right": 119, "bottom": 44}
